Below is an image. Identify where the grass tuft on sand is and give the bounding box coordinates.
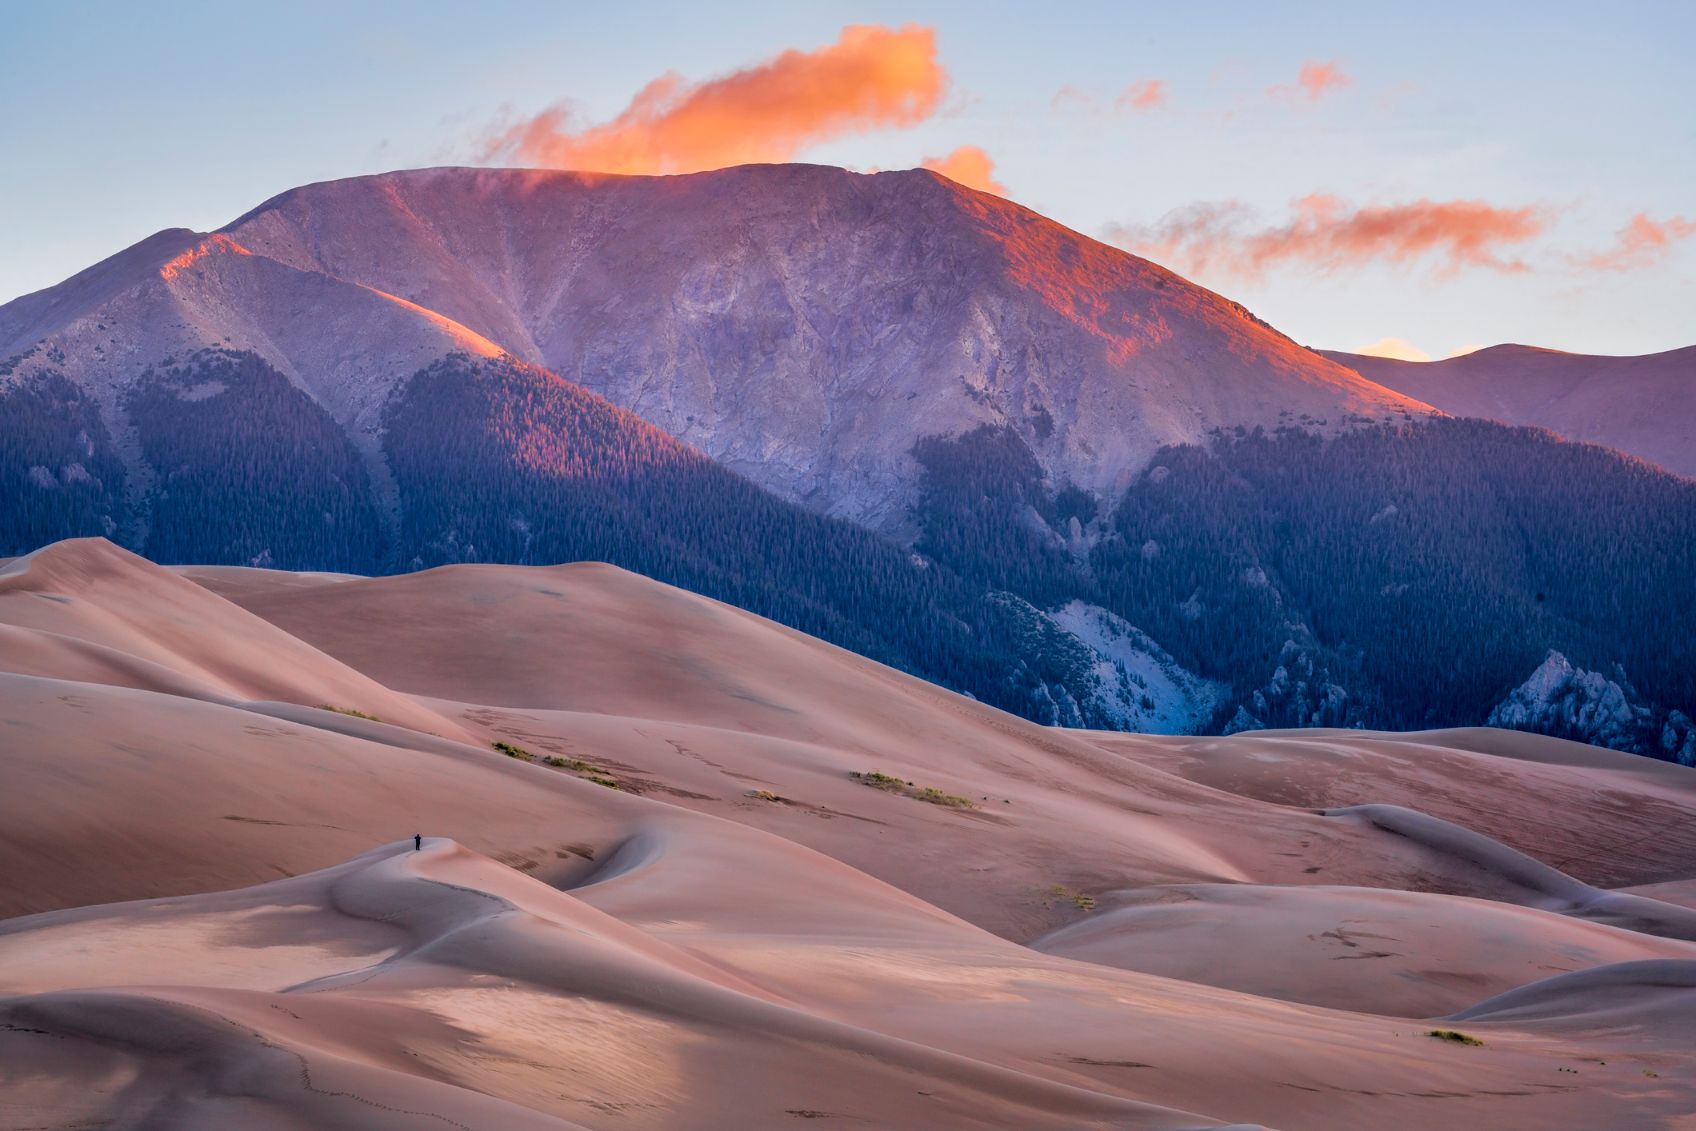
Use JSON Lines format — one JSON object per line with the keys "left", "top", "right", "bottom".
{"left": 496, "top": 743, "right": 622, "bottom": 788}
{"left": 1426, "top": 1029, "right": 1484, "bottom": 1046}
{"left": 850, "top": 771, "right": 974, "bottom": 808}
{"left": 319, "top": 705, "right": 380, "bottom": 722}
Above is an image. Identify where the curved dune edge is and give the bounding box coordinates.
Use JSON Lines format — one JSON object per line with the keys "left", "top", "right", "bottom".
{"left": 1032, "top": 881, "right": 1696, "bottom": 1018}
{"left": 3, "top": 838, "right": 1689, "bottom": 1131}
{"left": 1, "top": 538, "right": 1694, "bottom": 1128}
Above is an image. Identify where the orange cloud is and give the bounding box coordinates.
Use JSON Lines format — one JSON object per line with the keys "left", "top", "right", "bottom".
{"left": 1109, "top": 194, "right": 1547, "bottom": 279}
{"left": 1117, "top": 79, "right": 1167, "bottom": 110}
{"left": 1268, "top": 60, "right": 1349, "bottom": 102}
{"left": 1581, "top": 212, "right": 1696, "bottom": 271}
{"left": 920, "top": 145, "right": 1005, "bottom": 195}
{"left": 484, "top": 25, "right": 946, "bottom": 174}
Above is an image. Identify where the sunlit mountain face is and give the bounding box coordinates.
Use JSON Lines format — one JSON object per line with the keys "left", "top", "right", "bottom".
{"left": 2, "top": 163, "right": 1692, "bottom": 758}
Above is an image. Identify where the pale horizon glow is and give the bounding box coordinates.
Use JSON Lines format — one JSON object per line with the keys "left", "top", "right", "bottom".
{"left": 1354, "top": 338, "right": 1490, "bottom": 363}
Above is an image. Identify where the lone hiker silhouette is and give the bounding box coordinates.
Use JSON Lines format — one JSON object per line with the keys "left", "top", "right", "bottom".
{"left": 414, "top": 833, "right": 422, "bottom": 851}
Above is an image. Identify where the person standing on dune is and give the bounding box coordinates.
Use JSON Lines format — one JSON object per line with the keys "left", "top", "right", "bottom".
{"left": 414, "top": 833, "right": 421, "bottom": 851}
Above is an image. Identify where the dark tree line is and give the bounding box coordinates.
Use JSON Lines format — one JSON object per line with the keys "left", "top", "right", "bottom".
{"left": 380, "top": 354, "right": 1130, "bottom": 721}
{"left": 0, "top": 370, "right": 127, "bottom": 553}
{"left": 121, "top": 351, "right": 386, "bottom": 570}
{"left": 909, "top": 419, "right": 1696, "bottom": 751}
{"left": 6, "top": 348, "right": 1693, "bottom": 756}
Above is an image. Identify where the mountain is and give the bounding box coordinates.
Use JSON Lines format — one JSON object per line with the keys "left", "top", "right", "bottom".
{"left": 1325, "top": 344, "right": 1696, "bottom": 479}
{"left": 2, "top": 164, "right": 1431, "bottom": 535}
{"left": 911, "top": 418, "right": 1696, "bottom": 753}
{"left": 2, "top": 164, "right": 1693, "bottom": 751}
{"left": 5, "top": 537, "right": 1696, "bottom": 1129}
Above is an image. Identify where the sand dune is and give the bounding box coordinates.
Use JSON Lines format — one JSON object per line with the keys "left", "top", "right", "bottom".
{"left": 1033, "top": 882, "right": 1695, "bottom": 1018}
{"left": 1, "top": 539, "right": 468, "bottom": 741}
{"left": 1090, "top": 728, "right": 1696, "bottom": 890}
{"left": 3, "top": 538, "right": 1694, "bottom": 1128}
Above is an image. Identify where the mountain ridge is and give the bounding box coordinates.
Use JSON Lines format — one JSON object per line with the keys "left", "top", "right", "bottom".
{"left": 1326, "top": 342, "right": 1696, "bottom": 479}
{"left": 2, "top": 163, "right": 1435, "bottom": 534}
{"left": 3, "top": 164, "right": 1691, "bottom": 753}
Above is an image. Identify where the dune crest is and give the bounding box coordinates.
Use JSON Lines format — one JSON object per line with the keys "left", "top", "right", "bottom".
{"left": 2, "top": 539, "right": 1695, "bottom": 1128}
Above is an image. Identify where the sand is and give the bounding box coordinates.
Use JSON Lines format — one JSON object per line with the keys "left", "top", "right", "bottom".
{"left": 2, "top": 538, "right": 1694, "bottom": 1129}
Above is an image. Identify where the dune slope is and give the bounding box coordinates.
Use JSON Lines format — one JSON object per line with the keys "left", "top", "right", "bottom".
{"left": 2, "top": 539, "right": 1695, "bottom": 1129}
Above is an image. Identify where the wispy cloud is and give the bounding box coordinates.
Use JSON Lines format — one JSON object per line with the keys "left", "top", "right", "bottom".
{"left": 482, "top": 25, "right": 946, "bottom": 174}
{"left": 1268, "top": 59, "right": 1350, "bottom": 102}
{"left": 1108, "top": 194, "right": 1548, "bottom": 279}
{"left": 1118, "top": 79, "right": 1168, "bottom": 110}
{"left": 1051, "top": 78, "right": 1167, "bottom": 115}
{"left": 1579, "top": 212, "right": 1696, "bottom": 271}
{"left": 920, "top": 145, "right": 1006, "bottom": 195}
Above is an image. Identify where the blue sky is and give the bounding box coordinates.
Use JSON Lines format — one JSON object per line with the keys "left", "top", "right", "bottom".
{"left": 2, "top": 0, "right": 1691, "bottom": 356}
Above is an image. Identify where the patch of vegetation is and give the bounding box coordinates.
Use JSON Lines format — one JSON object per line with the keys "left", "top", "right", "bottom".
{"left": 849, "top": 770, "right": 910, "bottom": 792}
{"left": 320, "top": 705, "right": 380, "bottom": 722}
{"left": 0, "top": 370, "right": 127, "bottom": 555}
{"left": 558, "top": 756, "right": 609, "bottom": 773}
{"left": 849, "top": 770, "right": 975, "bottom": 808}
{"left": 123, "top": 349, "right": 384, "bottom": 571}
{"left": 913, "top": 786, "right": 975, "bottom": 808}
{"left": 1048, "top": 885, "right": 1096, "bottom": 912}
{"left": 517, "top": 747, "right": 623, "bottom": 788}
{"left": 1426, "top": 1029, "right": 1484, "bottom": 1047}
{"left": 912, "top": 420, "right": 1696, "bottom": 751}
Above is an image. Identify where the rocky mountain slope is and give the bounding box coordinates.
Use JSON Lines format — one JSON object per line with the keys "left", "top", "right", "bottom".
{"left": 1326, "top": 344, "right": 1696, "bottom": 480}
{"left": 2, "top": 164, "right": 1432, "bottom": 534}
{"left": 3, "top": 165, "right": 1690, "bottom": 749}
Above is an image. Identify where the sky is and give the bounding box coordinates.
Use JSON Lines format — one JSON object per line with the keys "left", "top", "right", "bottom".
{"left": 2, "top": 0, "right": 1691, "bottom": 358}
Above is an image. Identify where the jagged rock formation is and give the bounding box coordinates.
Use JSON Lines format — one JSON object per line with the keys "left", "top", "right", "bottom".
{"left": 1491, "top": 651, "right": 1696, "bottom": 763}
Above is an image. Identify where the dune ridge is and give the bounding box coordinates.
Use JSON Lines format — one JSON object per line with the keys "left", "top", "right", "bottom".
{"left": 2, "top": 538, "right": 1694, "bottom": 1128}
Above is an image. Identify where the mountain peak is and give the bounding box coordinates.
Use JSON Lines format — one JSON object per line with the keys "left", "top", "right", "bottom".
{"left": 182, "top": 163, "right": 1429, "bottom": 529}
{"left": 4, "top": 163, "right": 1435, "bottom": 531}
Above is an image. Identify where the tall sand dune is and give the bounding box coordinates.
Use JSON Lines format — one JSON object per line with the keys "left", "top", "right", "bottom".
{"left": 2, "top": 538, "right": 1694, "bottom": 1128}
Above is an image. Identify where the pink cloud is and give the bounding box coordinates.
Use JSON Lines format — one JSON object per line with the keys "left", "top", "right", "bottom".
{"left": 1117, "top": 79, "right": 1167, "bottom": 110}
{"left": 1050, "top": 84, "right": 1091, "bottom": 112}
{"left": 1581, "top": 212, "right": 1696, "bottom": 271}
{"left": 482, "top": 25, "right": 946, "bottom": 175}
{"left": 1108, "top": 194, "right": 1548, "bottom": 279}
{"left": 1268, "top": 60, "right": 1350, "bottom": 102}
